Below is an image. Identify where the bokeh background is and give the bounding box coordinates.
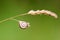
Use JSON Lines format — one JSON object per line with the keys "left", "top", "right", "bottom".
{"left": 0, "top": 0, "right": 60, "bottom": 40}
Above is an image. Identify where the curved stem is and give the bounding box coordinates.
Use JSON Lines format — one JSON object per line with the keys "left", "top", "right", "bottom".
{"left": 12, "top": 19, "right": 20, "bottom": 22}
{"left": 0, "top": 13, "right": 28, "bottom": 24}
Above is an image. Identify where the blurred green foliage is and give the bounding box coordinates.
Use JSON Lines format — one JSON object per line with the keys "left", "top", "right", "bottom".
{"left": 0, "top": 0, "right": 60, "bottom": 40}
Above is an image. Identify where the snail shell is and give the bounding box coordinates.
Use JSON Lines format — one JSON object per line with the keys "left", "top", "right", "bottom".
{"left": 19, "top": 21, "right": 30, "bottom": 29}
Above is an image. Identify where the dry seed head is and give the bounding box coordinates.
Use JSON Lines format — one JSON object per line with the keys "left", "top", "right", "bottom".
{"left": 49, "top": 12, "right": 58, "bottom": 18}
{"left": 41, "top": 10, "right": 58, "bottom": 18}
{"left": 35, "top": 10, "right": 41, "bottom": 14}
{"left": 28, "top": 10, "right": 36, "bottom": 15}
{"left": 40, "top": 10, "right": 47, "bottom": 13}
{"left": 28, "top": 10, "right": 58, "bottom": 18}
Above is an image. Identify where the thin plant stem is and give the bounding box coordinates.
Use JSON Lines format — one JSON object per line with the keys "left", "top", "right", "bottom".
{"left": 0, "top": 13, "right": 28, "bottom": 24}
{"left": 12, "top": 19, "right": 20, "bottom": 22}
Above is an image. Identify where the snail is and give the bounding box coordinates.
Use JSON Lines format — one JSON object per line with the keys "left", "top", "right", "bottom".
{"left": 19, "top": 21, "right": 30, "bottom": 29}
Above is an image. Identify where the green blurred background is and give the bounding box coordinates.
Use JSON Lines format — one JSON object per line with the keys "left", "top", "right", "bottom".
{"left": 0, "top": 0, "right": 60, "bottom": 40}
